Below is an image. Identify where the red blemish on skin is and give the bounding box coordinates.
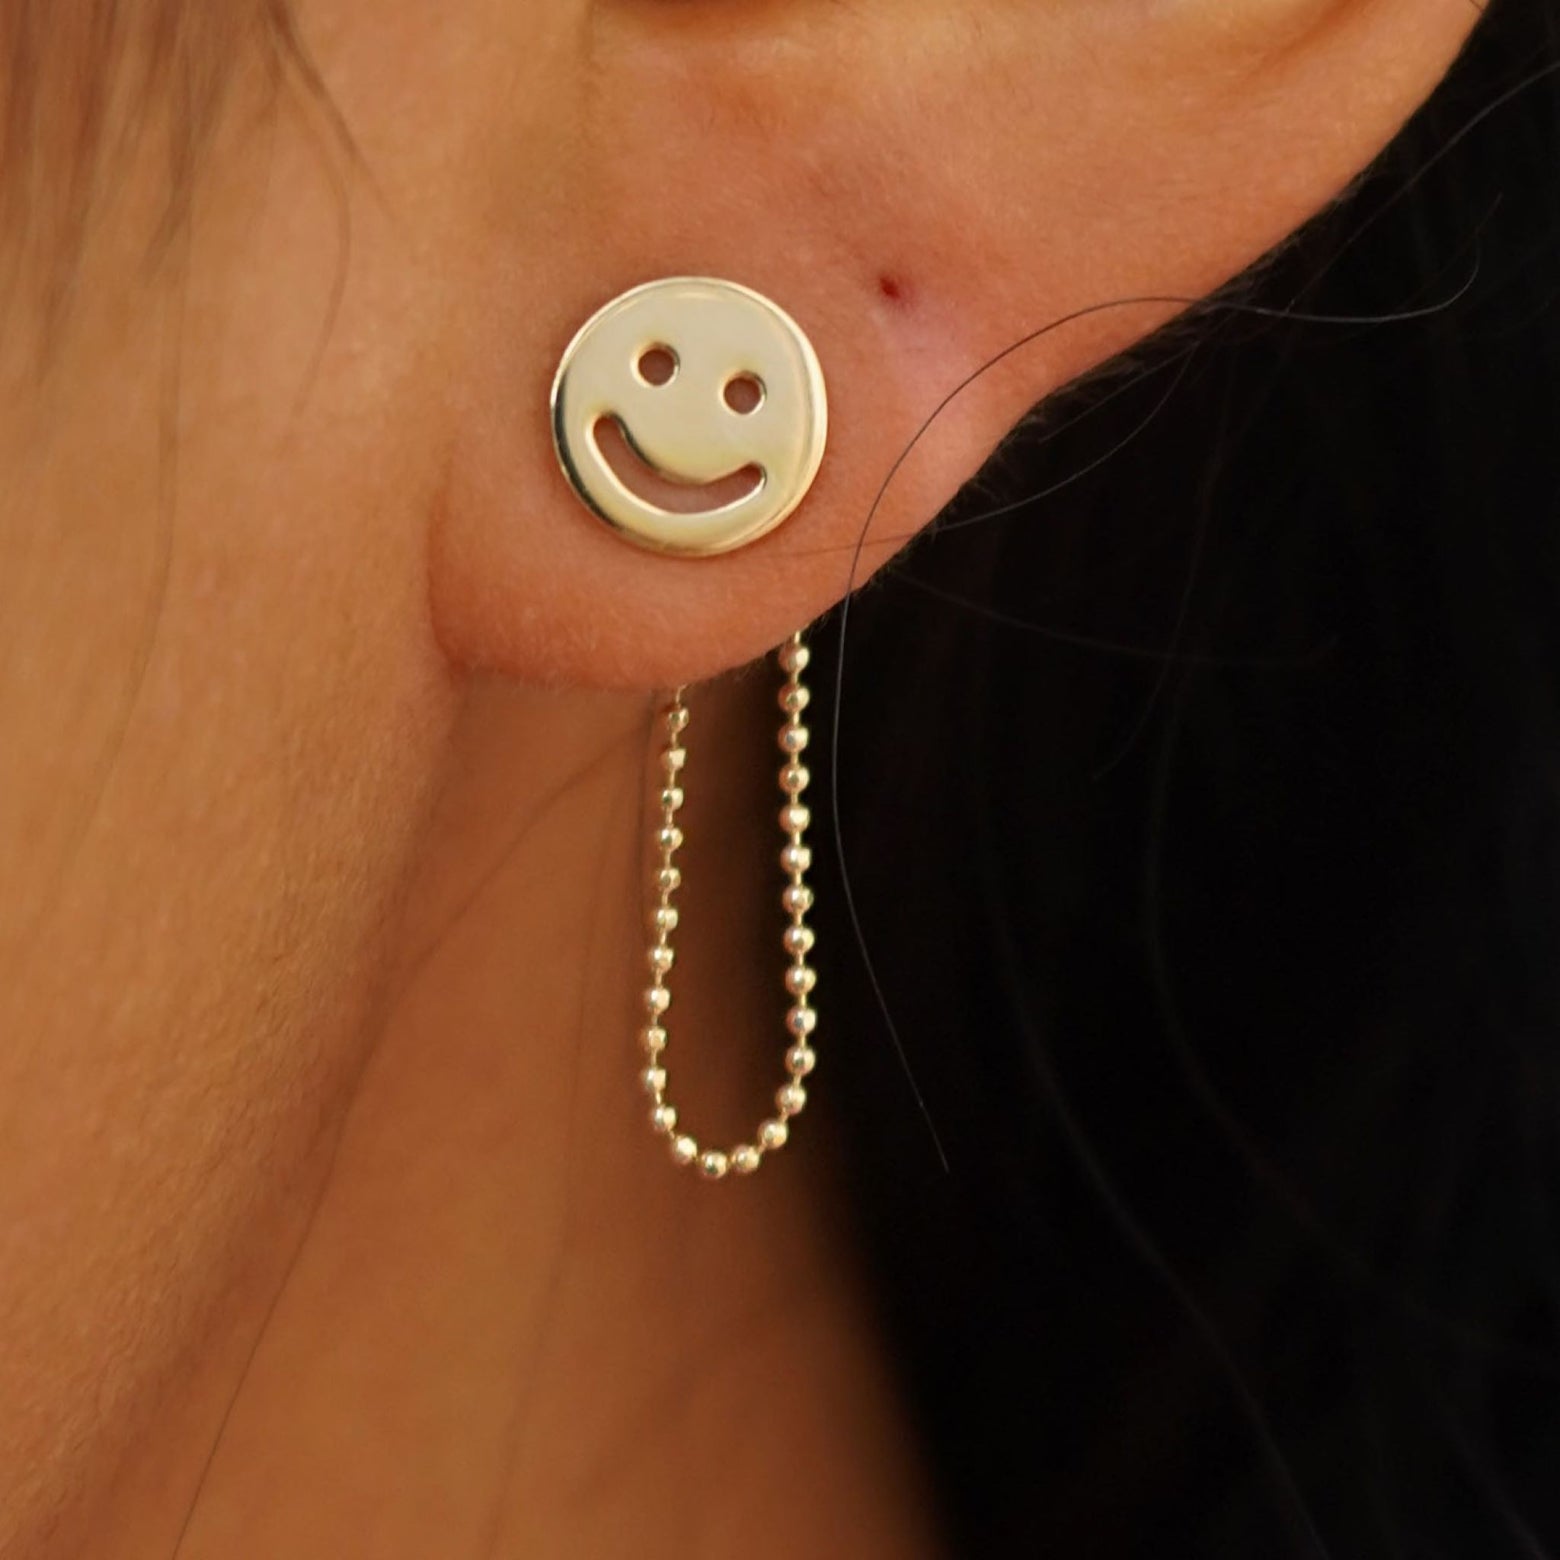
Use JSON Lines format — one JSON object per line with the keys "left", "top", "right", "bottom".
{"left": 878, "top": 274, "right": 907, "bottom": 304}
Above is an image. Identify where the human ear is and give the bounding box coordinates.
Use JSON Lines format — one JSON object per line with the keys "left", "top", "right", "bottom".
{"left": 427, "top": 0, "right": 1480, "bottom": 688}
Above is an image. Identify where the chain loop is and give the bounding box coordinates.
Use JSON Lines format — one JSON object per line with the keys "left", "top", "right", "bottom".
{"left": 638, "top": 633, "right": 816, "bottom": 1178}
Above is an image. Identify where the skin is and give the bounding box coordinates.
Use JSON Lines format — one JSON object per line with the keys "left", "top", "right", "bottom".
{"left": 0, "top": 0, "right": 1479, "bottom": 1554}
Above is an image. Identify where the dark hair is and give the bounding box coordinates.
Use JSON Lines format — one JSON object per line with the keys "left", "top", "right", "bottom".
{"left": 816, "top": 1, "right": 1560, "bottom": 1553}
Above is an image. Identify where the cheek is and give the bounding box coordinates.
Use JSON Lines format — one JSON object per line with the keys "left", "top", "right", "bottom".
{"left": 0, "top": 95, "right": 464, "bottom": 1530}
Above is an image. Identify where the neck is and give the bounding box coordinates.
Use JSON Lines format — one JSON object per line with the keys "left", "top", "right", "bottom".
{"left": 91, "top": 668, "right": 937, "bottom": 1558}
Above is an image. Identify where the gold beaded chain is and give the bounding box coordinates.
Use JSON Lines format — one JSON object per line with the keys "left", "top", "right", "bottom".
{"left": 640, "top": 632, "right": 818, "bottom": 1179}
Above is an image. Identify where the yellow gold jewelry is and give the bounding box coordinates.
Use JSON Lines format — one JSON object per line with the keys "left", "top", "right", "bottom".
{"left": 550, "top": 277, "right": 828, "bottom": 556}
{"left": 551, "top": 278, "right": 827, "bottom": 1175}
{"left": 639, "top": 634, "right": 817, "bottom": 1178}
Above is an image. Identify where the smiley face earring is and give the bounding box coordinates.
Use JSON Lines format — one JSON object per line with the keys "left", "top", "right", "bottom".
{"left": 550, "top": 276, "right": 828, "bottom": 555}
{"left": 550, "top": 278, "right": 826, "bottom": 1178}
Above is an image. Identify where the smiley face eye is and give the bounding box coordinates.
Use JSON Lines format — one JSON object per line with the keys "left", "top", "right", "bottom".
{"left": 636, "top": 345, "right": 678, "bottom": 386}
{"left": 723, "top": 373, "right": 764, "bottom": 414}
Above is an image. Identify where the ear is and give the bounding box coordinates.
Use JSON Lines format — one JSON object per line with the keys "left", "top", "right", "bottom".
{"left": 429, "top": 0, "right": 1478, "bottom": 689}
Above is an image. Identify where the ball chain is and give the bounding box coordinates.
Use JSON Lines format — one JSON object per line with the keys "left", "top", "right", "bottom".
{"left": 639, "top": 632, "right": 818, "bottom": 1179}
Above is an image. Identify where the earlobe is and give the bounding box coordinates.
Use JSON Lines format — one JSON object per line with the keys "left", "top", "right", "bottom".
{"left": 1150, "top": 0, "right": 1358, "bottom": 63}
{"left": 427, "top": 0, "right": 1480, "bottom": 691}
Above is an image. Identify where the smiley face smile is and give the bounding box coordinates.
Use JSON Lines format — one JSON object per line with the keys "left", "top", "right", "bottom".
{"left": 592, "top": 413, "right": 763, "bottom": 516}
{"left": 551, "top": 278, "right": 829, "bottom": 557}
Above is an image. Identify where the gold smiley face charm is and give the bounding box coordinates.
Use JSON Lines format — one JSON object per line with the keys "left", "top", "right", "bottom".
{"left": 550, "top": 277, "right": 828, "bottom": 556}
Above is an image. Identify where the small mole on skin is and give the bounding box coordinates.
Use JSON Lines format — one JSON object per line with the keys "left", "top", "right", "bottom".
{"left": 877, "top": 274, "right": 907, "bottom": 305}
